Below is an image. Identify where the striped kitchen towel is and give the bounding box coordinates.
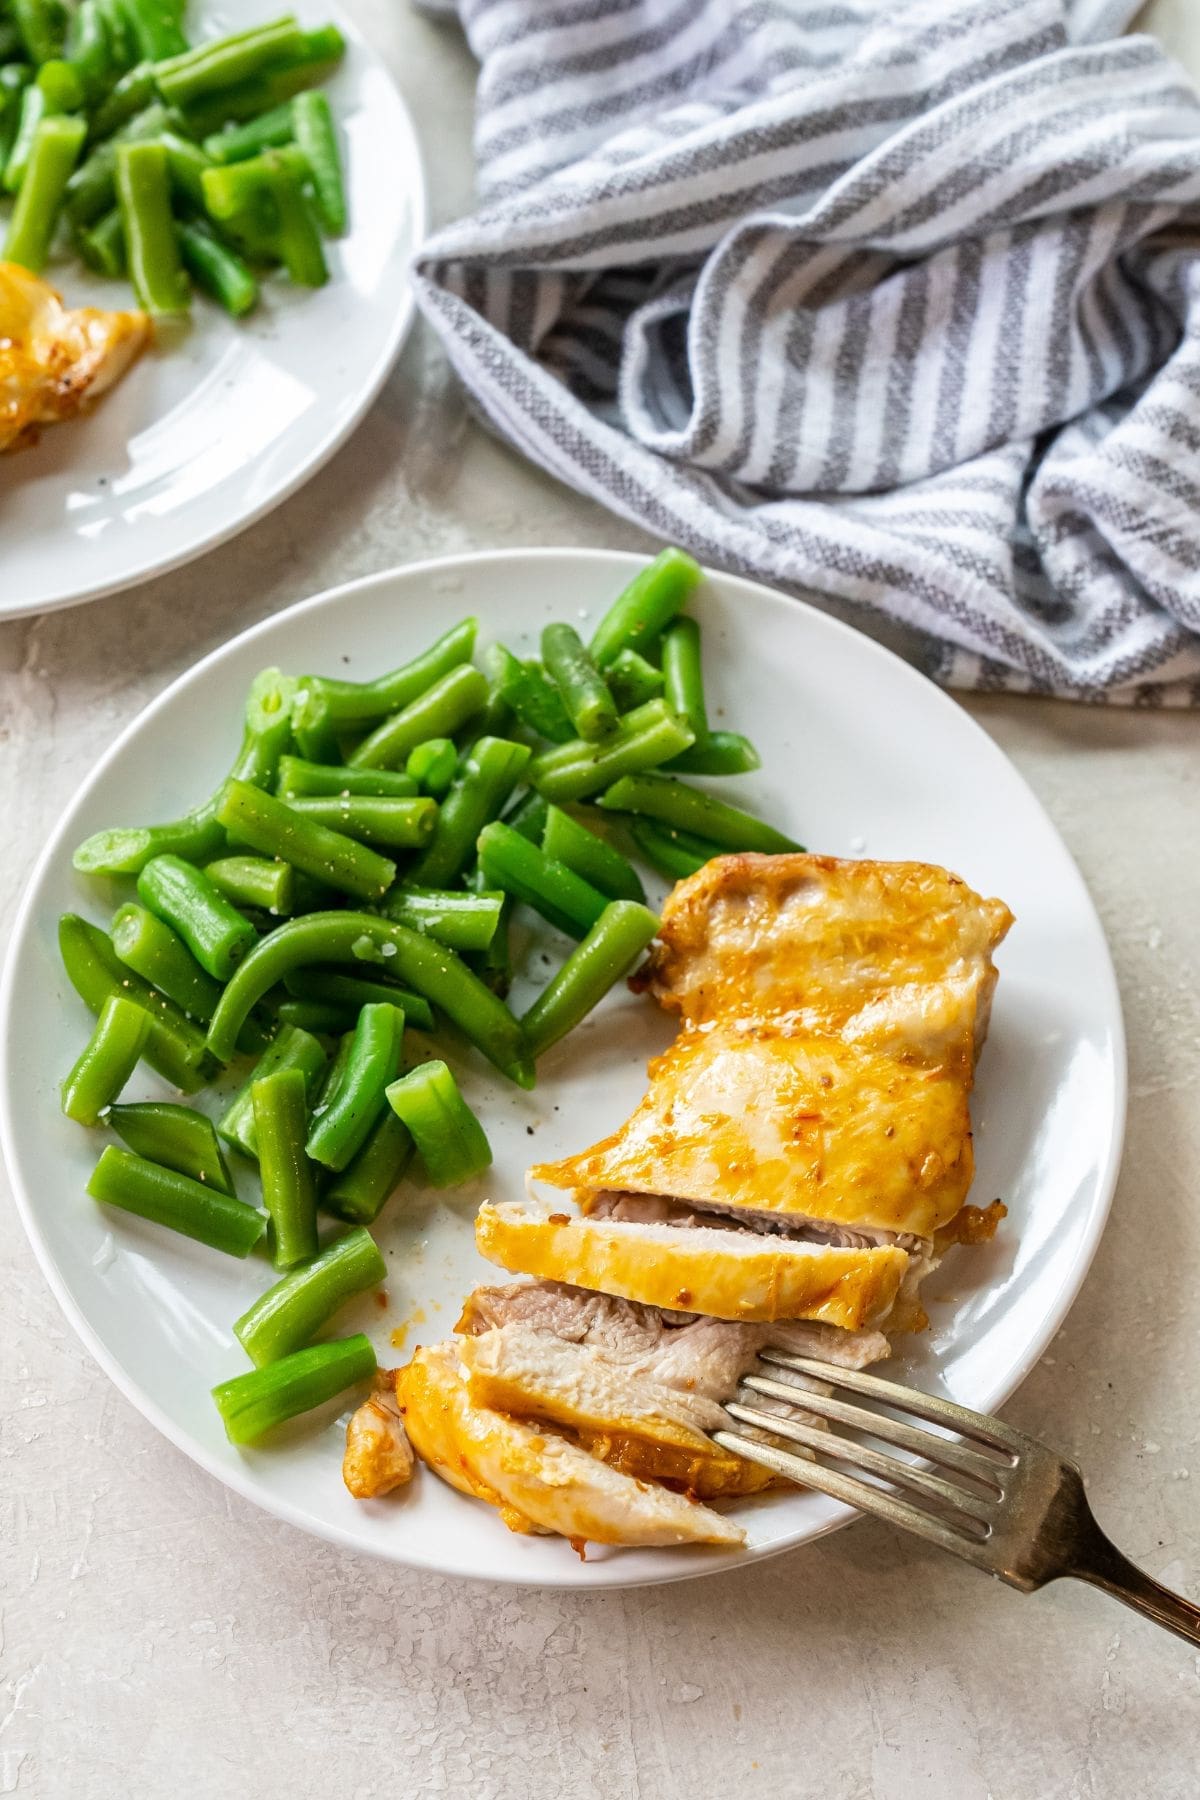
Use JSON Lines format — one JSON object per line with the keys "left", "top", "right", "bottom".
{"left": 412, "top": 0, "right": 1200, "bottom": 702}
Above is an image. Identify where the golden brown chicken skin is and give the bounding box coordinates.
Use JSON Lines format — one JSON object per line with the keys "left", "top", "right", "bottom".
{"left": 0, "top": 262, "right": 150, "bottom": 452}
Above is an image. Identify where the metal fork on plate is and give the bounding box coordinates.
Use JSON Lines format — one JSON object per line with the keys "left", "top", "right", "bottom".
{"left": 716, "top": 1352, "right": 1200, "bottom": 1646}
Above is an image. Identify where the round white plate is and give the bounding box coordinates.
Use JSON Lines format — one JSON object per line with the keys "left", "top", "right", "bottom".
{"left": 1, "top": 550, "right": 1126, "bottom": 1588}
{"left": 0, "top": 0, "right": 424, "bottom": 619}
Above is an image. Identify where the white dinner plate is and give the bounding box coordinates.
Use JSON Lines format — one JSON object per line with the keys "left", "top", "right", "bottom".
{"left": 0, "top": 0, "right": 423, "bottom": 619}
{"left": 1, "top": 550, "right": 1126, "bottom": 1588}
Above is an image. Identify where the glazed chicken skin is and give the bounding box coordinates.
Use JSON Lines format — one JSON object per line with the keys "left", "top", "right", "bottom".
{"left": 0, "top": 262, "right": 149, "bottom": 452}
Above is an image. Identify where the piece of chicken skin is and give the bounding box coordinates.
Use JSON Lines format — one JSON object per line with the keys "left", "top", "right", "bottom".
{"left": 0, "top": 261, "right": 150, "bottom": 452}
{"left": 342, "top": 1369, "right": 415, "bottom": 1499}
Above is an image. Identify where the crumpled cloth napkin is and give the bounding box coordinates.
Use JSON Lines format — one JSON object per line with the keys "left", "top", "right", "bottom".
{"left": 412, "top": 0, "right": 1200, "bottom": 703}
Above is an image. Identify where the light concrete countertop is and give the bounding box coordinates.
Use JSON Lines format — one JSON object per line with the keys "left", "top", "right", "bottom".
{"left": 2, "top": 5, "right": 1198, "bottom": 1796}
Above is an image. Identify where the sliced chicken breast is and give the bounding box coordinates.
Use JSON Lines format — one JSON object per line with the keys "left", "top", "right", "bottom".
{"left": 343, "top": 1370, "right": 415, "bottom": 1499}
{"left": 1, "top": 262, "right": 150, "bottom": 452}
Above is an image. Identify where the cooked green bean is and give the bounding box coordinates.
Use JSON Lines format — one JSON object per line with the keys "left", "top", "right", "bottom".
{"left": 201, "top": 148, "right": 326, "bottom": 286}
{"left": 74, "top": 667, "right": 296, "bottom": 878}
{"left": 203, "top": 99, "right": 293, "bottom": 164}
{"left": 61, "top": 994, "right": 150, "bottom": 1126}
{"left": 4, "top": 111, "right": 85, "bottom": 270}
{"left": 275, "top": 757, "right": 417, "bottom": 800}
{"left": 276, "top": 998, "right": 349, "bottom": 1035}
{"left": 291, "top": 619, "right": 478, "bottom": 759}
{"left": 284, "top": 794, "right": 437, "bottom": 852}
{"left": 12, "top": 0, "right": 66, "bottom": 66}
{"left": 217, "top": 1024, "right": 327, "bottom": 1160}
{"left": 136, "top": 855, "right": 257, "bottom": 982}
{"left": 253, "top": 1066, "right": 319, "bottom": 1269}
{"left": 477, "top": 821, "right": 607, "bottom": 940}
{"left": 155, "top": 17, "right": 307, "bottom": 109}
{"left": 541, "top": 622, "right": 618, "bottom": 742}
{"left": 347, "top": 665, "right": 489, "bottom": 772}
{"left": 305, "top": 1002, "right": 405, "bottom": 1173}
{"left": 521, "top": 901, "right": 660, "bottom": 1060}
{"left": 234, "top": 1227, "right": 386, "bottom": 1367}
{"left": 386, "top": 1059, "right": 491, "bottom": 1188}
{"left": 211, "top": 1333, "right": 374, "bottom": 1444}
{"left": 605, "top": 647, "right": 664, "bottom": 712}
{"left": 111, "top": 901, "right": 223, "bottom": 1022}
{"left": 205, "top": 912, "right": 532, "bottom": 1087}
{"left": 180, "top": 28, "right": 344, "bottom": 136}
{"left": 59, "top": 913, "right": 213, "bottom": 1093}
{"left": 588, "top": 548, "right": 702, "bottom": 667}
{"left": 405, "top": 738, "right": 456, "bottom": 800}
{"left": 75, "top": 204, "right": 125, "bottom": 274}
{"left": 116, "top": 139, "right": 188, "bottom": 313}
{"left": 527, "top": 698, "right": 694, "bottom": 804}
{"left": 217, "top": 779, "right": 396, "bottom": 902}
{"left": 541, "top": 806, "right": 645, "bottom": 903}
{"left": 598, "top": 772, "right": 801, "bottom": 854}
{"left": 628, "top": 817, "right": 722, "bottom": 880}
{"left": 383, "top": 886, "right": 503, "bottom": 953}
{"left": 666, "top": 731, "right": 761, "bottom": 776}
{"left": 469, "top": 889, "right": 513, "bottom": 999}
{"left": 282, "top": 968, "right": 435, "bottom": 1033}
{"left": 409, "top": 735, "right": 531, "bottom": 888}
{"left": 108, "top": 1101, "right": 234, "bottom": 1194}
{"left": 68, "top": 98, "right": 178, "bottom": 221}
{"left": 89, "top": 58, "right": 156, "bottom": 138}
{"left": 88, "top": 1144, "right": 266, "bottom": 1256}
{"left": 323, "top": 1110, "right": 413, "bottom": 1226}
{"left": 3, "top": 83, "right": 47, "bottom": 194}
{"left": 177, "top": 216, "right": 257, "bottom": 316}
{"left": 291, "top": 87, "right": 343, "bottom": 233}
{"left": 482, "top": 643, "right": 572, "bottom": 743}
{"left": 501, "top": 789, "right": 549, "bottom": 844}
{"left": 121, "top": 0, "right": 186, "bottom": 60}
{"left": 203, "top": 855, "right": 295, "bottom": 916}
{"left": 35, "top": 56, "right": 84, "bottom": 112}
{"left": 660, "top": 616, "right": 708, "bottom": 743}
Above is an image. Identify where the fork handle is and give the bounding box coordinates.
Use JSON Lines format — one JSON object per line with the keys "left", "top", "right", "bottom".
{"left": 1071, "top": 1526, "right": 1200, "bottom": 1647}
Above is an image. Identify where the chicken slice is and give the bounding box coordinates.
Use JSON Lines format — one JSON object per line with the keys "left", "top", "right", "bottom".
{"left": 343, "top": 1369, "right": 415, "bottom": 1499}
{"left": 397, "top": 1341, "right": 745, "bottom": 1548}
{"left": 0, "top": 262, "right": 150, "bottom": 452}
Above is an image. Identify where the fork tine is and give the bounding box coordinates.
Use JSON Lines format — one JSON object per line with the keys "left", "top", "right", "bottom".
{"left": 741, "top": 1375, "right": 1004, "bottom": 1487}
{"left": 759, "top": 1353, "right": 1028, "bottom": 1458}
{"left": 723, "top": 1400, "right": 995, "bottom": 1525}
{"left": 713, "top": 1430, "right": 998, "bottom": 1567}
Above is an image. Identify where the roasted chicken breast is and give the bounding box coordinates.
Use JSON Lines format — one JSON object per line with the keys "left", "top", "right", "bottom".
{"left": 0, "top": 262, "right": 150, "bottom": 452}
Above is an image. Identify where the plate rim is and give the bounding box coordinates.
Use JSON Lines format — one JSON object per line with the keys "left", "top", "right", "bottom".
{"left": 0, "top": 1, "right": 428, "bottom": 623}
{"left": 0, "top": 547, "right": 1128, "bottom": 1588}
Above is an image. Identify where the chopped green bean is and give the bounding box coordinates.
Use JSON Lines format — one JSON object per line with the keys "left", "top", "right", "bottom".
{"left": 628, "top": 817, "right": 722, "bottom": 881}
{"left": 483, "top": 643, "right": 572, "bottom": 743}
{"left": 521, "top": 901, "right": 660, "bottom": 1060}
{"left": 275, "top": 757, "right": 417, "bottom": 800}
{"left": 290, "top": 88, "right": 343, "bottom": 233}
{"left": 253, "top": 1066, "right": 319, "bottom": 1269}
{"left": 211, "top": 1333, "right": 374, "bottom": 1444}
{"left": 347, "top": 665, "right": 489, "bottom": 772}
{"left": 276, "top": 999, "right": 349, "bottom": 1035}
{"left": 177, "top": 214, "right": 260, "bottom": 315}
{"left": 3, "top": 83, "right": 47, "bottom": 194}
{"left": 589, "top": 548, "right": 701, "bottom": 668}
{"left": 203, "top": 855, "right": 295, "bottom": 916}
{"left": 12, "top": 0, "right": 66, "bottom": 66}
{"left": 292, "top": 619, "right": 478, "bottom": 759}
{"left": 217, "top": 779, "right": 397, "bottom": 902}
{"left": 203, "top": 99, "right": 293, "bottom": 163}
{"left": 108, "top": 1101, "right": 234, "bottom": 1194}
{"left": 154, "top": 17, "right": 307, "bottom": 109}
{"left": 283, "top": 794, "right": 437, "bottom": 852}
{"left": 605, "top": 647, "right": 664, "bottom": 711}
{"left": 217, "top": 1024, "right": 327, "bottom": 1161}
{"left": 201, "top": 148, "right": 326, "bottom": 286}
{"left": 527, "top": 698, "right": 695, "bottom": 804}
{"left": 409, "top": 735, "right": 531, "bottom": 889}
{"left": 88, "top": 1144, "right": 266, "bottom": 1256}
{"left": 306, "top": 1001, "right": 405, "bottom": 1173}
{"left": 386, "top": 1059, "right": 491, "bottom": 1188}
{"left": 75, "top": 204, "right": 125, "bottom": 273}
{"left": 180, "top": 30, "right": 344, "bottom": 136}
{"left": 116, "top": 138, "right": 188, "bottom": 313}
{"left": 61, "top": 994, "right": 150, "bottom": 1125}
{"left": 58, "top": 913, "right": 213, "bottom": 1093}
{"left": 234, "top": 1227, "right": 386, "bottom": 1367}
{"left": 35, "top": 56, "right": 83, "bottom": 111}
{"left": 323, "top": 1110, "right": 413, "bottom": 1226}
{"left": 477, "top": 821, "right": 607, "bottom": 940}
{"left": 111, "top": 901, "right": 223, "bottom": 1022}
{"left": 405, "top": 738, "right": 456, "bottom": 799}
{"left": 383, "top": 885, "right": 503, "bottom": 953}
{"left": 4, "top": 111, "right": 84, "bottom": 270}
{"left": 665, "top": 732, "right": 762, "bottom": 776}
{"left": 282, "top": 968, "right": 435, "bottom": 1033}
{"left": 541, "top": 806, "right": 645, "bottom": 902}
{"left": 121, "top": 0, "right": 186, "bottom": 60}
{"left": 136, "top": 855, "right": 257, "bottom": 981}
{"left": 598, "top": 772, "right": 801, "bottom": 854}
{"left": 541, "top": 622, "right": 618, "bottom": 742}
{"left": 501, "top": 789, "right": 549, "bottom": 844}
{"left": 660, "top": 616, "right": 708, "bottom": 743}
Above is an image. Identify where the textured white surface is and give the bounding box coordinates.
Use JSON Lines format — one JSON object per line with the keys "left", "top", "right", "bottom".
{"left": 2, "top": 2, "right": 1198, "bottom": 1794}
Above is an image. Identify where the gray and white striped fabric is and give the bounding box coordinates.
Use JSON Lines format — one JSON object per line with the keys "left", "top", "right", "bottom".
{"left": 412, "top": 0, "right": 1200, "bottom": 702}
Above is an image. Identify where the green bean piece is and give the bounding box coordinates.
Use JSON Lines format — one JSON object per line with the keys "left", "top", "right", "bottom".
{"left": 588, "top": 548, "right": 702, "bottom": 668}
{"left": 407, "top": 735, "right": 531, "bottom": 889}
{"left": 0, "top": 63, "right": 32, "bottom": 168}
{"left": 2, "top": 84, "right": 46, "bottom": 194}
{"left": 290, "top": 88, "right": 343, "bottom": 233}
{"left": 203, "top": 99, "right": 293, "bottom": 163}
{"left": 108, "top": 1101, "right": 234, "bottom": 1194}
{"left": 306, "top": 1002, "right": 405, "bottom": 1174}
{"left": 291, "top": 619, "right": 478, "bottom": 758}
{"left": 323, "top": 1111, "right": 413, "bottom": 1227}
{"left": 276, "top": 998, "right": 349, "bottom": 1035}
{"left": 347, "top": 665, "right": 490, "bottom": 772}
{"left": 180, "top": 29, "right": 344, "bottom": 136}
{"left": 116, "top": 139, "right": 188, "bottom": 313}
{"left": 468, "top": 890, "right": 513, "bottom": 999}
{"left": 156, "top": 129, "right": 212, "bottom": 209}
{"left": 66, "top": 0, "right": 114, "bottom": 98}
{"left": 12, "top": 0, "right": 66, "bottom": 66}
{"left": 121, "top": 0, "right": 186, "bottom": 60}
{"left": 4, "top": 111, "right": 84, "bottom": 270}
{"left": 217, "top": 1024, "right": 327, "bottom": 1160}
{"left": 203, "top": 855, "right": 295, "bottom": 916}
{"left": 660, "top": 616, "right": 708, "bottom": 743}
{"left": 95, "top": 0, "right": 138, "bottom": 72}
{"left": 521, "top": 901, "right": 660, "bottom": 1060}
{"left": 65, "top": 100, "right": 177, "bottom": 223}
{"left": 252, "top": 1067, "right": 319, "bottom": 1269}
{"left": 628, "top": 817, "right": 722, "bottom": 881}
{"left": 205, "top": 913, "right": 532, "bottom": 1087}
{"left": 0, "top": 23, "right": 27, "bottom": 64}
{"left": 276, "top": 757, "right": 417, "bottom": 800}
{"left": 386, "top": 1059, "right": 491, "bottom": 1188}
{"left": 383, "top": 886, "right": 503, "bottom": 954}
{"left": 665, "top": 731, "right": 762, "bottom": 777}
{"left": 527, "top": 698, "right": 695, "bottom": 804}
{"left": 234, "top": 1228, "right": 386, "bottom": 1367}
{"left": 87, "top": 58, "right": 153, "bottom": 140}
{"left": 61, "top": 994, "right": 150, "bottom": 1126}
{"left": 598, "top": 773, "right": 801, "bottom": 854}
{"left": 111, "top": 901, "right": 223, "bottom": 1022}
{"left": 211, "top": 1333, "right": 375, "bottom": 1444}
{"left": 477, "top": 821, "right": 608, "bottom": 940}
{"left": 501, "top": 789, "right": 550, "bottom": 844}
{"left": 136, "top": 855, "right": 257, "bottom": 981}
{"left": 58, "top": 913, "right": 213, "bottom": 1093}
{"left": 482, "top": 643, "right": 572, "bottom": 743}
{"left": 218, "top": 779, "right": 397, "bottom": 901}
{"left": 605, "top": 648, "right": 665, "bottom": 712}
{"left": 88, "top": 1144, "right": 266, "bottom": 1256}
{"left": 73, "top": 667, "right": 297, "bottom": 878}
{"left": 405, "top": 738, "right": 456, "bottom": 800}
{"left": 541, "top": 622, "right": 619, "bottom": 742}
{"left": 34, "top": 55, "right": 82, "bottom": 110}
{"left": 541, "top": 806, "right": 646, "bottom": 902}
{"left": 281, "top": 969, "right": 435, "bottom": 1033}
{"left": 201, "top": 149, "right": 326, "bottom": 286}
{"left": 75, "top": 203, "right": 125, "bottom": 274}
{"left": 154, "top": 17, "right": 306, "bottom": 109}
{"left": 283, "top": 794, "right": 437, "bottom": 853}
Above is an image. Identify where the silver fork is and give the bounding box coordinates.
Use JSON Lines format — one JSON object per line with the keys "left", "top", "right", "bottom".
{"left": 715, "top": 1352, "right": 1200, "bottom": 1647}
